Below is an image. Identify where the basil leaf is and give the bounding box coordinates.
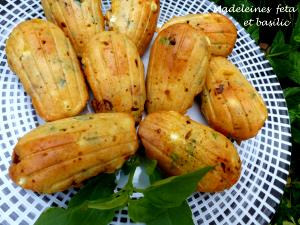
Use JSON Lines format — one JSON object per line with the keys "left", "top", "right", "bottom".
{"left": 292, "top": 126, "right": 300, "bottom": 144}
{"left": 267, "top": 27, "right": 300, "bottom": 85}
{"left": 140, "top": 157, "right": 164, "bottom": 184}
{"left": 294, "top": 35, "right": 300, "bottom": 43}
{"left": 69, "top": 174, "right": 116, "bottom": 208}
{"left": 149, "top": 168, "right": 164, "bottom": 184}
{"left": 269, "top": 57, "right": 294, "bottom": 80}
{"left": 129, "top": 198, "right": 193, "bottom": 225}
{"left": 268, "top": 48, "right": 300, "bottom": 84}
{"left": 288, "top": 109, "right": 300, "bottom": 124}
{"left": 268, "top": 31, "right": 292, "bottom": 57}
{"left": 147, "top": 201, "right": 194, "bottom": 225}
{"left": 35, "top": 208, "right": 69, "bottom": 225}
{"left": 247, "top": 25, "right": 259, "bottom": 43}
{"left": 34, "top": 206, "right": 115, "bottom": 225}
{"left": 286, "top": 52, "right": 300, "bottom": 84}
{"left": 88, "top": 190, "right": 129, "bottom": 210}
{"left": 128, "top": 198, "right": 166, "bottom": 222}
{"left": 284, "top": 87, "right": 300, "bottom": 100}
{"left": 142, "top": 166, "right": 213, "bottom": 208}
{"left": 35, "top": 174, "right": 117, "bottom": 225}
{"left": 121, "top": 155, "right": 141, "bottom": 175}
{"left": 284, "top": 87, "right": 300, "bottom": 124}
{"left": 141, "top": 157, "right": 157, "bottom": 176}
{"left": 290, "top": 3, "right": 300, "bottom": 44}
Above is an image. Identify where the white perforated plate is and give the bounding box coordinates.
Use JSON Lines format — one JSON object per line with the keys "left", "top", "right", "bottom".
{"left": 0, "top": 0, "right": 292, "bottom": 225}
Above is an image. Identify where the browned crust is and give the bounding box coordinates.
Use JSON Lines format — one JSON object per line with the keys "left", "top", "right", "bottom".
{"left": 138, "top": 111, "right": 241, "bottom": 192}
{"left": 5, "top": 19, "right": 88, "bottom": 121}
{"left": 9, "top": 113, "right": 138, "bottom": 193}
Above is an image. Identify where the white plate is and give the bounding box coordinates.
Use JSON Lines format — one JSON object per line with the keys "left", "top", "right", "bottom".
{"left": 0, "top": 0, "right": 292, "bottom": 224}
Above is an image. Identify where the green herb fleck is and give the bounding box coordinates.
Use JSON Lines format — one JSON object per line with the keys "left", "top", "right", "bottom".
{"left": 127, "top": 20, "right": 133, "bottom": 27}
{"left": 186, "top": 139, "right": 196, "bottom": 156}
{"left": 198, "top": 78, "right": 203, "bottom": 85}
{"left": 59, "top": 79, "right": 66, "bottom": 88}
{"left": 59, "top": 128, "right": 67, "bottom": 132}
{"left": 212, "top": 132, "right": 218, "bottom": 139}
{"left": 74, "top": 0, "right": 81, "bottom": 6}
{"left": 84, "top": 136, "right": 99, "bottom": 142}
{"left": 151, "top": 2, "right": 158, "bottom": 12}
{"left": 170, "top": 152, "right": 180, "bottom": 164}
{"left": 49, "top": 126, "right": 56, "bottom": 131}
{"left": 74, "top": 115, "right": 94, "bottom": 121}
{"left": 186, "top": 144, "right": 194, "bottom": 156}
{"left": 159, "top": 37, "right": 170, "bottom": 45}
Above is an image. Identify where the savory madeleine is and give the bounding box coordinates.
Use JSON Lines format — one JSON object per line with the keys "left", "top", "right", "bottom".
{"left": 41, "top": 0, "right": 105, "bottom": 56}
{"left": 146, "top": 23, "right": 210, "bottom": 114}
{"left": 6, "top": 19, "right": 88, "bottom": 121}
{"left": 159, "top": 13, "right": 237, "bottom": 56}
{"left": 9, "top": 113, "right": 138, "bottom": 194}
{"left": 201, "top": 57, "right": 268, "bottom": 140}
{"left": 106, "top": 0, "right": 160, "bottom": 55}
{"left": 82, "top": 31, "right": 146, "bottom": 123}
{"left": 138, "top": 111, "right": 241, "bottom": 192}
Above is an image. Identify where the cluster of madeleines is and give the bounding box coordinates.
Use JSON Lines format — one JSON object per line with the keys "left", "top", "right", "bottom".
{"left": 6, "top": 0, "right": 268, "bottom": 194}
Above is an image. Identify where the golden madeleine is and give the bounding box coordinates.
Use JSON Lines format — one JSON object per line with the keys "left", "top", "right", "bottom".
{"left": 82, "top": 31, "right": 146, "bottom": 123}
{"left": 6, "top": 19, "right": 88, "bottom": 122}
{"left": 201, "top": 57, "right": 268, "bottom": 140}
{"left": 41, "top": 0, "right": 105, "bottom": 56}
{"left": 160, "top": 13, "right": 237, "bottom": 56}
{"left": 9, "top": 113, "right": 138, "bottom": 194}
{"left": 138, "top": 111, "right": 241, "bottom": 192}
{"left": 146, "top": 23, "right": 210, "bottom": 114}
{"left": 106, "top": 0, "right": 160, "bottom": 55}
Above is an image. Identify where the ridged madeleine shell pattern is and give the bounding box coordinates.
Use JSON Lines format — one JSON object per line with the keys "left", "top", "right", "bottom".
{"left": 41, "top": 0, "right": 105, "bottom": 56}
{"left": 5, "top": 19, "right": 88, "bottom": 122}
{"left": 201, "top": 57, "right": 268, "bottom": 140}
{"left": 106, "top": 0, "right": 160, "bottom": 56}
{"left": 82, "top": 31, "right": 146, "bottom": 123}
{"left": 138, "top": 111, "right": 241, "bottom": 192}
{"left": 160, "top": 13, "right": 237, "bottom": 57}
{"left": 9, "top": 113, "right": 138, "bottom": 194}
{"left": 146, "top": 23, "right": 210, "bottom": 114}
